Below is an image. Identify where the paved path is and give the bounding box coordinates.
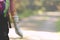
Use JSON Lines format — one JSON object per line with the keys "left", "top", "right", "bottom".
{"left": 39, "top": 17, "right": 56, "bottom": 32}
{"left": 9, "top": 28, "right": 60, "bottom": 40}
{"left": 9, "top": 15, "right": 60, "bottom": 40}
{"left": 21, "top": 16, "right": 57, "bottom": 32}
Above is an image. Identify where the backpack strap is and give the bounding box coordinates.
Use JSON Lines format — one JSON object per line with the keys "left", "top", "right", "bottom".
{"left": 4, "top": 0, "right": 10, "bottom": 17}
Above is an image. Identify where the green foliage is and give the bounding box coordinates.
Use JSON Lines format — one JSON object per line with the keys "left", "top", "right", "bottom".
{"left": 18, "top": 9, "right": 34, "bottom": 19}
{"left": 55, "top": 19, "right": 60, "bottom": 32}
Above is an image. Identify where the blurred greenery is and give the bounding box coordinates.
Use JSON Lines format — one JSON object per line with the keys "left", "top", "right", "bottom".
{"left": 12, "top": 0, "right": 60, "bottom": 32}
{"left": 18, "top": 9, "right": 34, "bottom": 19}
{"left": 55, "top": 19, "right": 60, "bottom": 32}
{"left": 14, "top": 0, "right": 60, "bottom": 19}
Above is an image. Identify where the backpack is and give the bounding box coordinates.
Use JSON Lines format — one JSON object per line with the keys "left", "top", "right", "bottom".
{"left": 0, "top": 0, "right": 6, "bottom": 12}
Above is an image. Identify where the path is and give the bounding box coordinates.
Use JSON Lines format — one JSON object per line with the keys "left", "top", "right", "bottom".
{"left": 9, "top": 12, "right": 60, "bottom": 40}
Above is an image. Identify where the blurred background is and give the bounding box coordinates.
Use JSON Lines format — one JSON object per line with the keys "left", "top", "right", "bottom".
{"left": 9, "top": 0, "right": 60, "bottom": 40}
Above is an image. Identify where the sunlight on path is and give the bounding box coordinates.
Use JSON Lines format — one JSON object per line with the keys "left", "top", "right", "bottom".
{"left": 9, "top": 28, "right": 60, "bottom": 40}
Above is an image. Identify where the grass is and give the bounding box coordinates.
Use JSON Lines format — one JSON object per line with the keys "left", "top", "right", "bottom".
{"left": 55, "top": 19, "right": 60, "bottom": 32}
{"left": 18, "top": 9, "right": 34, "bottom": 19}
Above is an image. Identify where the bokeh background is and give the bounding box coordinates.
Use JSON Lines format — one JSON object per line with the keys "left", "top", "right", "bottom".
{"left": 9, "top": 0, "right": 60, "bottom": 40}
